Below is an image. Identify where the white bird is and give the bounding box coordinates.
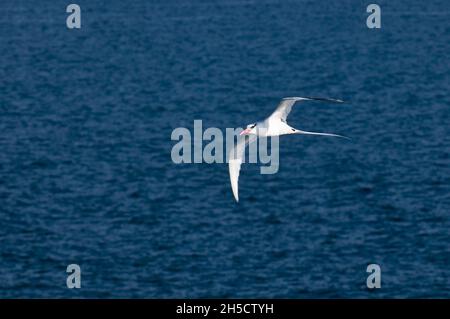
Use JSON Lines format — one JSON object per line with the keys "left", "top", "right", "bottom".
{"left": 228, "top": 96, "right": 348, "bottom": 202}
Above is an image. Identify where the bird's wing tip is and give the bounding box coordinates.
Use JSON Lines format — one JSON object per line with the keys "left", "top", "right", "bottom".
{"left": 282, "top": 96, "right": 346, "bottom": 103}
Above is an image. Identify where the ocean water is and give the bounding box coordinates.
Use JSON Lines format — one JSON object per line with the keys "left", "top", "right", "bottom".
{"left": 0, "top": 0, "right": 449, "bottom": 298}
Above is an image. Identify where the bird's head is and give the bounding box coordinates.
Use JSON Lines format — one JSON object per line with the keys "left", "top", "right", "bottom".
{"left": 240, "top": 123, "right": 257, "bottom": 135}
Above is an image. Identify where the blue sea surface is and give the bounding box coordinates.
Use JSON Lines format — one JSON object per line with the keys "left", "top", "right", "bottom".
{"left": 0, "top": 0, "right": 449, "bottom": 298}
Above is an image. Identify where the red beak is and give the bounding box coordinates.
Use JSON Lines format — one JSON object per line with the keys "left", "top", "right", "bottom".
{"left": 240, "top": 128, "right": 251, "bottom": 135}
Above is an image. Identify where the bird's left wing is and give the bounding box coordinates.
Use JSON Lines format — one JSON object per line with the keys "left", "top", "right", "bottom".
{"left": 269, "top": 97, "right": 344, "bottom": 122}
{"left": 228, "top": 135, "right": 257, "bottom": 202}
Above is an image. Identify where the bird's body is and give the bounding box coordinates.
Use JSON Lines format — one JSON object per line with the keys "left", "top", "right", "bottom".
{"left": 228, "top": 96, "right": 347, "bottom": 202}
{"left": 265, "top": 118, "right": 296, "bottom": 136}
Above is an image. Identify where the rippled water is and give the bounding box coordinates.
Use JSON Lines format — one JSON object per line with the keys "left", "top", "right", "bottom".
{"left": 0, "top": 0, "right": 449, "bottom": 298}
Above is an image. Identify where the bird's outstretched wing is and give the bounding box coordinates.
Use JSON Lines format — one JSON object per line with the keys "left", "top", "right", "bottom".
{"left": 228, "top": 135, "right": 257, "bottom": 202}
{"left": 269, "top": 96, "right": 344, "bottom": 122}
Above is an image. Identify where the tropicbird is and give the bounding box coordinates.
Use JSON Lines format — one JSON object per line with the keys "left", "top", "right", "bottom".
{"left": 228, "top": 96, "right": 347, "bottom": 202}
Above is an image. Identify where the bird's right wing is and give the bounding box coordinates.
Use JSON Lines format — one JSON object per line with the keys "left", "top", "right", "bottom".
{"left": 228, "top": 135, "right": 257, "bottom": 202}
{"left": 269, "top": 96, "right": 344, "bottom": 122}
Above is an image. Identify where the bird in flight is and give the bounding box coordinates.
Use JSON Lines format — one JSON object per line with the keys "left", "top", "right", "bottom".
{"left": 228, "top": 96, "right": 348, "bottom": 202}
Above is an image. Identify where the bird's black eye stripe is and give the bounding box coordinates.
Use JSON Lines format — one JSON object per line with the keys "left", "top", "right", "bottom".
{"left": 251, "top": 124, "right": 256, "bottom": 128}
